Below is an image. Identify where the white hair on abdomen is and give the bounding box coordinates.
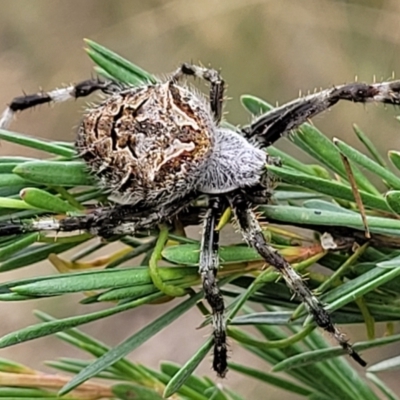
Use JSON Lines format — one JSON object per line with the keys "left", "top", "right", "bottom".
{"left": 197, "top": 128, "right": 266, "bottom": 194}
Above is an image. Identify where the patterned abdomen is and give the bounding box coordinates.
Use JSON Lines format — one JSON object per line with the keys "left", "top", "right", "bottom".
{"left": 76, "top": 82, "right": 214, "bottom": 206}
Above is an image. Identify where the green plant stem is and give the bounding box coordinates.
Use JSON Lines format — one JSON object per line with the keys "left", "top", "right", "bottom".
{"left": 227, "top": 325, "right": 314, "bottom": 349}
{"left": 149, "top": 224, "right": 186, "bottom": 297}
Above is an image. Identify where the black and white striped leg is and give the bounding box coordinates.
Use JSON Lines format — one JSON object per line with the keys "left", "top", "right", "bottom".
{"left": 242, "top": 80, "right": 400, "bottom": 146}
{"left": 0, "top": 78, "right": 112, "bottom": 129}
{"left": 0, "top": 196, "right": 196, "bottom": 238}
{"left": 228, "top": 191, "right": 366, "bottom": 367}
{"left": 199, "top": 198, "right": 227, "bottom": 377}
{"left": 171, "top": 63, "right": 225, "bottom": 123}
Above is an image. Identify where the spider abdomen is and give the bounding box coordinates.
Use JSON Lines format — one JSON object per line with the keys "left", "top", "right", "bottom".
{"left": 76, "top": 82, "right": 215, "bottom": 205}
{"left": 197, "top": 128, "right": 267, "bottom": 194}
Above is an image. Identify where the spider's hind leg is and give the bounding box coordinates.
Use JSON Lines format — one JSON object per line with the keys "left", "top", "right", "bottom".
{"left": 228, "top": 191, "right": 366, "bottom": 367}
{"left": 0, "top": 78, "right": 113, "bottom": 130}
{"left": 170, "top": 63, "right": 225, "bottom": 123}
{"left": 200, "top": 197, "right": 227, "bottom": 377}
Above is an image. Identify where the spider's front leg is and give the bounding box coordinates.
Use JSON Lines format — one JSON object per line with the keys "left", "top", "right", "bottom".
{"left": 228, "top": 191, "right": 367, "bottom": 367}
{"left": 0, "top": 196, "right": 196, "bottom": 238}
{"left": 0, "top": 78, "right": 113, "bottom": 130}
{"left": 199, "top": 198, "right": 227, "bottom": 377}
{"left": 171, "top": 63, "right": 225, "bottom": 123}
{"left": 0, "top": 204, "right": 139, "bottom": 237}
{"left": 242, "top": 80, "right": 400, "bottom": 146}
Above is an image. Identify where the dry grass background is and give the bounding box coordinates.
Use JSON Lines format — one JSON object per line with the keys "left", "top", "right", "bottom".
{"left": 1, "top": 1, "right": 400, "bottom": 398}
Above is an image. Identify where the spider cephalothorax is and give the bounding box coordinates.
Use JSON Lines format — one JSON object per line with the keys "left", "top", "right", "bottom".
{"left": 2, "top": 60, "right": 400, "bottom": 377}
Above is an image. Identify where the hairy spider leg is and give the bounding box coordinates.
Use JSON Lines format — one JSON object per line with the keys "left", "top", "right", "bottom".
{"left": 199, "top": 198, "right": 227, "bottom": 377}
{"left": 0, "top": 78, "right": 112, "bottom": 130}
{"left": 242, "top": 80, "right": 400, "bottom": 146}
{"left": 171, "top": 63, "right": 225, "bottom": 123}
{"left": 229, "top": 191, "right": 366, "bottom": 366}
{"left": 171, "top": 64, "right": 230, "bottom": 375}
{"left": 107, "top": 195, "right": 199, "bottom": 236}
{"left": 0, "top": 193, "right": 198, "bottom": 238}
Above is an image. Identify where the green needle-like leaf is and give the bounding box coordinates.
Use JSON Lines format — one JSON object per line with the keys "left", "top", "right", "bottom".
{"left": 112, "top": 383, "right": 164, "bottom": 400}
{"left": 20, "top": 188, "right": 79, "bottom": 213}
{"left": 367, "top": 356, "right": 400, "bottom": 373}
{"left": 0, "top": 293, "right": 162, "bottom": 348}
{"left": 334, "top": 138, "right": 400, "bottom": 189}
{"left": 273, "top": 333, "right": 400, "bottom": 371}
{"left": 163, "top": 338, "right": 213, "bottom": 398}
{"left": 323, "top": 262, "right": 400, "bottom": 311}
{"left": 10, "top": 266, "right": 198, "bottom": 296}
{"left": 0, "top": 293, "right": 162, "bottom": 349}
{"left": 228, "top": 362, "right": 312, "bottom": 396}
{"left": 161, "top": 362, "right": 210, "bottom": 394}
{"left": 0, "top": 240, "right": 89, "bottom": 272}
{"left": 0, "top": 173, "right": 35, "bottom": 191}
{"left": 353, "top": 124, "right": 387, "bottom": 167}
{"left": 0, "top": 233, "right": 38, "bottom": 262}
{"left": 295, "top": 125, "right": 379, "bottom": 195}
{"left": 267, "top": 145, "right": 318, "bottom": 175}
{"left": 85, "top": 39, "right": 157, "bottom": 85}
{"left": 386, "top": 190, "right": 400, "bottom": 215}
{"left": 0, "top": 129, "right": 76, "bottom": 158}
{"left": 0, "top": 387, "right": 60, "bottom": 398}
{"left": 13, "top": 161, "right": 93, "bottom": 187}
{"left": 267, "top": 165, "right": 389, "bottom": 211}
{"left": 163, "top": 243, "right": 262, "bottom": 265}
{"left": 262, "top": 204, "right": 400, "bottom": 236}
{"left": 389, "top": 150, "right": 400, "bottom": 171}
{"left": 59, "top": 292, "right": 202, "bottom": 395}
{"left": 0, "top": 197, "right": 36, "bottom": 210}
{"left": 240, "top": 94, "right": 273, "bottom": 114}
{"left": 366, "top": 373, "right": 399, "bottom": 400}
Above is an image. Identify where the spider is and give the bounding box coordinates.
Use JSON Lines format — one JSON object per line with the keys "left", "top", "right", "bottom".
{"left": 1, "top": 62, "right": 400, "bottom": 378}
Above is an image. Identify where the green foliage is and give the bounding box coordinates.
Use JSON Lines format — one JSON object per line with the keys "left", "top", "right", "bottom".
{"left": 0, "top": 39, "right": 399, "bottom": 399}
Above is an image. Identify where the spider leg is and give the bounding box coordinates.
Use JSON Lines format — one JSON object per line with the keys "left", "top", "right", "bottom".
{"left": 228, "top": 191, "right": 367, "bottom": 367}
{"left": 0, "top": 205, "right": 139, "bottom": 237}
{"left": 170, "top": 63, "right": 225, "bottom": 123}
{"left": 242, "top": 80, "right": 400, "bottom": 146}
{"left": 0, "top": 195, "right": 197, "bottom": 237}
{"left": 199, "top": 198, "right": 227, "bottom": 377}
{"left": 0, "top": 78, "right": 113, "bottom": 129}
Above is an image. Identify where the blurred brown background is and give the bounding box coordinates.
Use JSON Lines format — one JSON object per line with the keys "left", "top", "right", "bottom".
{"left": 1, "top": 1, "right": 400, "bottom": 399}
